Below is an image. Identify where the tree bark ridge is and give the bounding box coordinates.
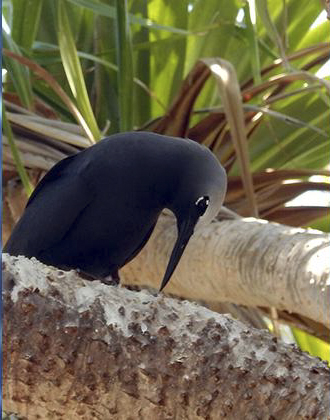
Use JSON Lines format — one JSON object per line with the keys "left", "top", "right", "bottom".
{"left": 3, "top": 255, "right": 329, "bottom": 420}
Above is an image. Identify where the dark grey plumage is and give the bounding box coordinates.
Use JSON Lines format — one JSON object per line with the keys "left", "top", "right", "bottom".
{"left": 4, "top": 132, "right": 227, "bottom": 290}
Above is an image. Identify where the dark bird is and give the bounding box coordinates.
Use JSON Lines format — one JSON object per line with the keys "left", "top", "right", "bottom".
{"left": 4, "top": 132, "right": 227, "bottom": 291}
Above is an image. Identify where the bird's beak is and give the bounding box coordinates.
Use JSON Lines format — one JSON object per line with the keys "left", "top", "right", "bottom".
{"left": 159, "top": 215, "right": 197, "bottom": 292}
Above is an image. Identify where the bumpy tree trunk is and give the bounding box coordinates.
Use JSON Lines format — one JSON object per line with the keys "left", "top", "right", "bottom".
{"left": 121, "top": 213, "right": 330, "bottom": 333}
{"left": 3, "top": 254, "right": 330, "bottom": 420}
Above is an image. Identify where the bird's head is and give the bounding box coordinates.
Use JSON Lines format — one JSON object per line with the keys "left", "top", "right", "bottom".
{"left": 160, "top": 144, "right": 227, "bottom": 291}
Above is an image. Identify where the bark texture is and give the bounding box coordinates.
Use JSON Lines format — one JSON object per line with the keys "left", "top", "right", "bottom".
{"left": 3, "top": 254, "right": 330, "bottom": 420}
{"left": 120, "top": 213, "right": 330, "bottom": 330}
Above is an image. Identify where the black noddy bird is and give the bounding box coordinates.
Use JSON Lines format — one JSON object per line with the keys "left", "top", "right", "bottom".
{"left": 4, "top": 132, "right": 227, "bottom": 291}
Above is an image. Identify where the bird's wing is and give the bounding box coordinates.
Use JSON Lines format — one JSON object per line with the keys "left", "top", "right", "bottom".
{"left": 122, "top": 220, "right": 158, "bottom": 266}
{"left": 26, "top": 153, "right": 78, "bottom": 207}
{"left": 4, "top": 153, "right": 95, "bottom": 257}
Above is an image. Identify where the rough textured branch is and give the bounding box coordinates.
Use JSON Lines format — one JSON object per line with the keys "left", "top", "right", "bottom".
{"left": 121, "top": 214, "right": 330, "bottom": 329}
{"left": 3, "top": 255, "right": 329, "bottom": 420}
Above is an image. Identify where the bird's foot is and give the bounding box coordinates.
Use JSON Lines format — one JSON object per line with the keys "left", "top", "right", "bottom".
{"left": 102, "top": 270, "right": 120, "bottom": 286}
{"left": 101, "top": 276, "right": 119, "bottom": 286}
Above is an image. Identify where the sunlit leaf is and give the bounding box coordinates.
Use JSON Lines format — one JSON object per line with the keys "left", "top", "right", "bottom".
{"left": 292, "top": 327, "right": 330, "bottom": 365}
{"left": 244, "top": 1, "right": 261, "bottom": 85}
{"left": 12, "top": 0, "right": 43, "bottom": 51}
{"left": 256, "top": 0, "right": 289, "bottom": 68}
{"left": 57, "top": 0, "right": 100, "bottom": 142}
{"left": 67, "top": 0, "right": 189, "bottom": 34}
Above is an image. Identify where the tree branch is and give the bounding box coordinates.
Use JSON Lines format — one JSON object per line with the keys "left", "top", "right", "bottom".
{"left": 3, "top": 255, "right": 329, "bottom": 419}
{"left": 120, "top": 214, "right": 330, "bottom": 332}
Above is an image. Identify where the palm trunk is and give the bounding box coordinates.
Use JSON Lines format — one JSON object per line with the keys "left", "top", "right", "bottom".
{"left": 3, "top": 254, "right": 329, "bottom": 420}
{"left": 121, "top": 213, "right": 329, "bottom": 332}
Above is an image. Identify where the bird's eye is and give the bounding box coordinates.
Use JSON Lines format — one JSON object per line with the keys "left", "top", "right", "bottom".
{"left": 195, "top": 196, "right": 209, "bottom": 216}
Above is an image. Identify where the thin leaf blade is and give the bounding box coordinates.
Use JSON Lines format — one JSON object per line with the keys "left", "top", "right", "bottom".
{"left": 2, "top": 106, "right": 34, "bottom": 196}
{"left": 57, "top": 0, "right": 100, "bottom": 142}
{"left": 12, "top": 0, "right": 44, "bottom": 51}
{"left": 2, "top": 30, "right": 34, "bottom": 110}
{"left": 115, "top": 0, "right": 134, "bottom": 132}
{"left": 204, "top": 58, "right": 259, "bottom": 217}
